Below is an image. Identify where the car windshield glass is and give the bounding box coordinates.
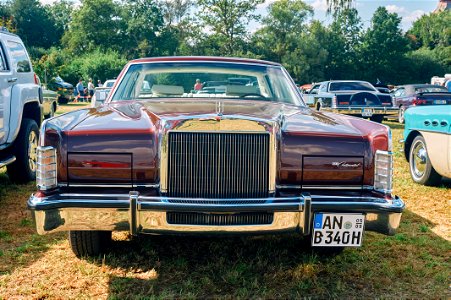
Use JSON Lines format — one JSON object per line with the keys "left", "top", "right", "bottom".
{"left": 329, "top": 82, "right": 376, "bottom": 92}
{"left": 415, "top": 86, "right": 448, "bottom": 93}
{"left": 111, "top": 62, "right": 302, "bottom": 105}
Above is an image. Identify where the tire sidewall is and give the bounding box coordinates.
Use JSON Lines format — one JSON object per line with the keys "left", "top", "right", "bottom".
{"left": 398, "top": 107, "right": 405, "bottom": 124}
{"left": 409, "top": 136, "right": 432, "bottom": 184}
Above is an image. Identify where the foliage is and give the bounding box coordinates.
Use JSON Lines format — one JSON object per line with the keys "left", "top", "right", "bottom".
{"left": 196, "top": 0, "right": 264, "bottom": 55}
{"left": 10, "top": 0, "right": 60, "bottom": 48}
{"left": 33, "top": 48, "right": 127, "bottom": 85}
{"left": 358, "top": 7, "right": 409, "bottom": 83}
{"left": 408, "top": 10, "right": 451, "bottom": 50}
{"left": 62, "top": 0, "right": 123, "bottom": 54}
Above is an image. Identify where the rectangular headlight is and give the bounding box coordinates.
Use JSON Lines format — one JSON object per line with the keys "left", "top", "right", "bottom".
{"left": 374, "top": 150, "right": 393, "bottom": 194}
{"left": 36, "top": 146, "right": 57, "bottom": 190}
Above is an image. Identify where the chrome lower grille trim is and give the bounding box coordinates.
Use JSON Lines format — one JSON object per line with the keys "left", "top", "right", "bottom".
{"left": 166, "top": 212, "right": 274, "bottom": 226}
{"left": 167, "top": 131, "right": 270, "bottom": 198}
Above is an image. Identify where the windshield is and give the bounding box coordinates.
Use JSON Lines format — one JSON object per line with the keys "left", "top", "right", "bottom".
{"left": 111, "top": 62, "right": 302, "bottom": 105}
{"left": 415, "top": 86, "right": 448, "bottom": 93}
{"left": 329, "top": 81, "right": 376, "bottom": 92}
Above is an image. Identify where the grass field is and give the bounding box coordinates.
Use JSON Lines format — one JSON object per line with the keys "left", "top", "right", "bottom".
{"left": 0, "top": 104, "right": 450, "bottom": 298}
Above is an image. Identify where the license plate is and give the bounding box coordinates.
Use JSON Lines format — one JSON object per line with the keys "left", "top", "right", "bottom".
{"left": 434, "top": 100, "right": 447, "bottom": 105}
{"left": 362, "top": 108, "right": 374, "bottom": 117}
{"left": 312, "top": 213, "right": 365, "bottom": 247}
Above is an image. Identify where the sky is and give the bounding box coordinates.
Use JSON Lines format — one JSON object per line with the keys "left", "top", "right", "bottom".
{"left": 255, "top": 0, "right": 439, "bottom": 31}
{"left": 37, "top": 0, "right": 440, "bottom": 31}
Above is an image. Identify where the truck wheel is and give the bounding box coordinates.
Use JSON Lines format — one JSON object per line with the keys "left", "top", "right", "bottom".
{"left": 6, "top": 118, "right": 39, "bottom": 183}
{"left": 398, "top": 106, "right": 405, "bottom": 124}
{"left": 69, "top": 231, "right": 112, "bottom": 257}
{"left": 370, "top": 115, "right": 384, "bottom": 123}
{"left": 409, "top": 135, "right": 441, "bottom": 186}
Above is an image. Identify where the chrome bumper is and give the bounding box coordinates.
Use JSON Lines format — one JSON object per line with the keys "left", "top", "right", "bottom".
{"left": 326, "top": 107, "right": 398, "bottom": 115}
{"left": 28, "top": 192, "right": 404, "bottom": 236}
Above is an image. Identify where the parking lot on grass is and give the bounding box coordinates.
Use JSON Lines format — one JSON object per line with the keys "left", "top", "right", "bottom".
{"left": 0, "top": 104, "right": 450, "bottom": 298}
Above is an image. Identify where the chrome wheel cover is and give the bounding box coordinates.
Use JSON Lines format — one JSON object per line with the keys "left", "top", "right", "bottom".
{"left": 411, "top": 140, "right": 427, "bottom": 179}
{"left": 28, "top": 130, "right": 38, "bottom": 172}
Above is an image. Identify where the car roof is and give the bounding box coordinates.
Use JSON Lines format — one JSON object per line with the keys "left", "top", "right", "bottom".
{"left": 398, "top": 84, "right": 445, "bottom": 89}
{"left": 130, "top": 56, "right": 281, "bottom": 67}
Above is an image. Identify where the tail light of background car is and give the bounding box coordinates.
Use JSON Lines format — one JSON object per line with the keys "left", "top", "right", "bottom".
{"left": 412, "top": 97, "right": 427, "bottom": 106}
{"left": 332, "top": 96, "right": 337, "bottom": 108}
{"left": 33, "top": 73, "right": 39, "bottom": 85}
{"left": 36, "top": 146, "right": 57, "bottom": 191}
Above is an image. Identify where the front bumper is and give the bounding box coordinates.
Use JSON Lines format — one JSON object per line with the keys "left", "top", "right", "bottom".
{"left": 28, "top": 192, "right": 405, "bottom": 236}
{"left": 326, "top": 107, "right": 398, "bottom": 116}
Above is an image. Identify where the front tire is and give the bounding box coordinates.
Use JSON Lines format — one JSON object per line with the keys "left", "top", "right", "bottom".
{"left": 58, "top": 96, "right": 68, "bottom": 104}
{"left": 409, "top": 135, "right": 441, "bottom": 186}
{"left": 6, "top": 118, "right": 39, "bottom": 183}
{"left": 69, "top": 231, "right": 112, "bottom": 257}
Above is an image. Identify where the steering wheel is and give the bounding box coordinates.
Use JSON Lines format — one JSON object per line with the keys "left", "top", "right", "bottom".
{"left": 241, "top": 93, "right": 267, "bottom": 99}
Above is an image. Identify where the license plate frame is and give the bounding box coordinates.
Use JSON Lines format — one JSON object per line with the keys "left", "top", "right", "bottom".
{"left": 311, "top": 213, "right": 365, "bottom": 247}
{"left": 362, "top": 108, "right": 374, "bottom": 117}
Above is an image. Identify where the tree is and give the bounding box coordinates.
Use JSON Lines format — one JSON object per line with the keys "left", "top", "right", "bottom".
{"left": 47, "top": 0, "right": 74, "bottom": 42}
{"left": 62, "top": 0, "right": 123, "bottom": 54}
{"left": 196, "top": 0, "right": 263, "bottom": 55}
{"left": 324, "top": 8, "right": 362, "bottom": 79}
{"left": 358, "top": 7, "right": 408, "bottom": 83}
{"left": 255, "top": 0, "right": 313, "bottom": 62}
{"left": 408, "top": 10, "right": 451, "bottom": 50}
{"left": 11, "top": 0, "right": 59, "bottom": 48}
{"left": 120, "top": 0, "right": 164, "bottom": 58}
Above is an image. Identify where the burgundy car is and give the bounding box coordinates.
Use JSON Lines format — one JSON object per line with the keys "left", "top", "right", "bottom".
{"left": 392, "top": 84, "right": 451, "bottom": 124}
{"left": 29, "top": 57, "right": 404, "bottom": 257}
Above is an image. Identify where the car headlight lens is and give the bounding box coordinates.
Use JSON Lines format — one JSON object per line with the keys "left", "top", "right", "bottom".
{"left": 36, "top": 146, "right": 57, "bottom": 190}
{"left": 374, "top": 150, "right": 393, "bottom": 194}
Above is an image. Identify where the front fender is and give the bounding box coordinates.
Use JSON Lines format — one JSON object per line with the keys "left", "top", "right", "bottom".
{"left": 7, "top": 83, "right": 41, "bottom": 143}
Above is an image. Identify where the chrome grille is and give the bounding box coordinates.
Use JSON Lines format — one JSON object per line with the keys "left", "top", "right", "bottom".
{"left": 166, "top": 212, "right": 274, "bottom": 225}
{"left": 167, "top": 132, "right": 270, "bottom": 198}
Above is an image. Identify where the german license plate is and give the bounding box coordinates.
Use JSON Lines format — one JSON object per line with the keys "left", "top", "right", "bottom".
{"left": 312, "top": 213, "right": 364, "bottom": 247}
{"left": 362, "top": 108, "right": 374, "bottom": 117}
{"left": 434, "top": 100, "right": 446, "bottom": 105}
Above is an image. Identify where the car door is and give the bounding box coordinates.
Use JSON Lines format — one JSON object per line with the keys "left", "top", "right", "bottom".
{"left": 0, "top": 38, "right": 13, "bottom": 145}
{"left": 393, "top": 88, "right": 406, "bottom": 107}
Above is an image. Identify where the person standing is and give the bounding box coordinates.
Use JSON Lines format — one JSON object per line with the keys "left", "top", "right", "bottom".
{"left": 97, "top": 79, "right": 102, "bottom": 87}
{"left": 88, "top": 79, "right": 95, "bottom": 99}
{"left": 75, "top": 79, "right": 84, "bottom": 102}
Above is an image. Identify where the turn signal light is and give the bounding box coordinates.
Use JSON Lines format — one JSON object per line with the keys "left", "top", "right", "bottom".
{"left": 374, "top": 150, "right": 393, "bottom": 194}
{"left": 36, "top": 146, "right": 57, "bottom": 191}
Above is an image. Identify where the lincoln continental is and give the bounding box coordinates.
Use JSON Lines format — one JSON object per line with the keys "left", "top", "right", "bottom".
{"left": 28, "top": 57, "right": 404, "bottom": 257}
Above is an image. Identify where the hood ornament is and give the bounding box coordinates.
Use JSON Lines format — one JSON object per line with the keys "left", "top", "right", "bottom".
{"left": 215, "top": 101, "right": 224, "bottom": 121}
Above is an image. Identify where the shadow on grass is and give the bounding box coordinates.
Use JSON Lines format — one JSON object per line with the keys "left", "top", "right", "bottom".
{"left": 0, "top": 171, "right": 65, "bottom": 275}
{"left": 98, "top": 210, "right": 450, "bottom": 298}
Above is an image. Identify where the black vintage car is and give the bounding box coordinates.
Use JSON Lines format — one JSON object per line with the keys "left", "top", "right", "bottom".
{"left": 47, "top": 76, "right": 74, "bottom": 104}
{"left": 307, "top": 80, "right": 398, "bottom": 123}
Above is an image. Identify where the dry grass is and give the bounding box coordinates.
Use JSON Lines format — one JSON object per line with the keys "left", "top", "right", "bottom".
{"left": 0, "top": 117, "right": 450, "bottom": 299}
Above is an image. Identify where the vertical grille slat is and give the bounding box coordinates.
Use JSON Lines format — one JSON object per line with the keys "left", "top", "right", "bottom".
{"left": 167, "top": 132, "right": 270, "bottom": 199}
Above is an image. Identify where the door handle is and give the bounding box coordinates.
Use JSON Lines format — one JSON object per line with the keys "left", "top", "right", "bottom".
{"left": 7, "top": 77, "right": 17, "bottom": 83}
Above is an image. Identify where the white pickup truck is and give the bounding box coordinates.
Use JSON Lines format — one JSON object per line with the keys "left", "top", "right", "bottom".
{"left": 0, "top": 28, "right": 42, "bottom": 183}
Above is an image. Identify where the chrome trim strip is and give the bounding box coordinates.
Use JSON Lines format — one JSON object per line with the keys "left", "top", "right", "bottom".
{"left": 276, "top": 185, "right": 374, "bottom": 190}
{"left": 63, "top": 183, "right": 159, "bottom": 188}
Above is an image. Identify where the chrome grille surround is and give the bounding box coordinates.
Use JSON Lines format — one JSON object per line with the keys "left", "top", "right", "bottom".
{"left": 167, "top": 131, "right": 270, "bottom": 198}
{"left": 159, "top": 117, "right": 278, "bottom": 198}
{"left": 166, "top": 212, "right": 274, "bottom": 225}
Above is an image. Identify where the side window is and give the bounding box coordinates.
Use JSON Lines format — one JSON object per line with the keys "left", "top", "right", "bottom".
{"left": 6, "top": 41, "right": 31, "bottom": 73}
{"left": 310, "top": 84, "right": 320, "bottom": 94}
{"left": 0, "top": 44, "right": 7, "bottom": 71}
{"left": 393, "top": 88, "right": 403, "bottom": 97}
{"left": 319, "top": 83, "right": 328, "bottom": 93}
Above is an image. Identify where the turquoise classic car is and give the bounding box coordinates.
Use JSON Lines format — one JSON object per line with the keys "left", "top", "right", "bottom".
{"left": 403, "top": 105, "right": 451, "bottom": 185}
